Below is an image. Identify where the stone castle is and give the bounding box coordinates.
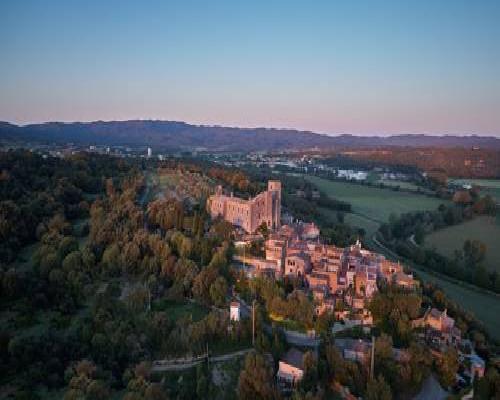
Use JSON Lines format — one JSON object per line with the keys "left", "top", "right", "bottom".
{"left": 208, "top": 180, "right": 281, "bottom": 233}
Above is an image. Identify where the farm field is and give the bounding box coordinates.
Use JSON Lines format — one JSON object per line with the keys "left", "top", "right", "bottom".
{"left": 306, "top": 175, "right": 448, "bottom": 223}
{"left": 424, "top": 216, "right": 500, "bottom": 272}
{"left": 450, "top": 178, "right": 500, "bottom": 201}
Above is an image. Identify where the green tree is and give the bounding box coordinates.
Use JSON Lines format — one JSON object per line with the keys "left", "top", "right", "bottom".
{"left": 209, "top": 276, "right": 228, "bottom": 307}
{"left": 64, "top": 360, "right": 109, "bottom": 400}
{"left": 301, "top": 351, "right": 318, "bottom": 393}
{"left": 463, "top": 239, "right": 487, "bottom": 268}
{"left": 436, "top": 348, "right": 459, "bottom": 388}
{"left": 366, "top": 375, "right": 392, "bottom": 400}
{"left": 238, "top": 352, "right": 278, "bottom": 400}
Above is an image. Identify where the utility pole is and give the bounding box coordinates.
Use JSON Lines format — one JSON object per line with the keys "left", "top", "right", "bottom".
{"left": 370, "top": 335, "right": 375, "bottom": 380}
{"left": 252, "top": 299, "right": 256, "bottom": 346}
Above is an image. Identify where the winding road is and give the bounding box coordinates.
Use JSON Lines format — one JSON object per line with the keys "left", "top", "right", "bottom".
{"left": 151, "top": 348, "right": 253, "bottom": 372}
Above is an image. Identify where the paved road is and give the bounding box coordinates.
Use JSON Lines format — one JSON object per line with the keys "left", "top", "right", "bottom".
{"left": 151, "top": 348, "right": 253, "bottom": 372}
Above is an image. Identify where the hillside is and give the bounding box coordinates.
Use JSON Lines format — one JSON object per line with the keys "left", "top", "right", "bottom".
{"left": 1, "top": 120, "right": 500, "bottom": 151}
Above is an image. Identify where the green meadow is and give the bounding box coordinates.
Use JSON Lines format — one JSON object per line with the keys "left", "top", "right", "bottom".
{"left": 306, "top": 175, "right": 448, "bottom": 223}
{"left": 425, "top": 216, "right": 500, "bottom": 272}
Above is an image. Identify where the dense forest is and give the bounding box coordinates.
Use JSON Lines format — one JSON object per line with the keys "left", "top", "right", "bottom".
{"left": 0, "top": 152, "right": 253, "bottom": 399}
{"left": 0, "top": 150, "right": 136, "bottom": 264}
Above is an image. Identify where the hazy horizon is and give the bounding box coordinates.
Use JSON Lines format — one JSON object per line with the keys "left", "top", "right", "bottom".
{"left": 1, "top": 1, "right": 499, "bottom": 136}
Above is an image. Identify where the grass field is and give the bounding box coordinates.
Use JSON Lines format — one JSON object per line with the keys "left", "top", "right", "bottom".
{"left": 425, "top": 216, "right": 500, "bottom": 272}
{"left": 306, "top": 175, "right": 448, "bottom": 223}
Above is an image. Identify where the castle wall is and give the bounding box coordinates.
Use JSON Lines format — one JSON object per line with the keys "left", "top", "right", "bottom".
{"left": 207, "top": 180, "right": 281, "bottom": 233}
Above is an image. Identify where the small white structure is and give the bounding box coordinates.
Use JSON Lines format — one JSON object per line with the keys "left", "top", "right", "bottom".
{"left": 337, "top": 169, "right": 368, "bottom": 181}
{"left": 147, "top": 147, "right": 152, "bottom": 158}
{"left": 230, "top": 301, "right": 240, "bottom": 321}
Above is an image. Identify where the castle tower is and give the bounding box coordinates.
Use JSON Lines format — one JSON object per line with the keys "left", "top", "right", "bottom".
{"left": 267, "top": 180, "right": 281, "bottom": 230}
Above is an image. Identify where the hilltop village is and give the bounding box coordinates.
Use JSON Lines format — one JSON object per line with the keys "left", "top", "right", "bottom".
{"left": 208, "top": 180, "right": 486, "bottom": 394}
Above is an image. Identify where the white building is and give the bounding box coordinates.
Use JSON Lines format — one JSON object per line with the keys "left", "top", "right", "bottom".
{"left": 147, "top": 147, "right": 152, "bottom": 158}
{"left": 230, "top": 301, "right": 240, "bottom": 321}
{"left": 337, "top": 169, "right": 368, "bottom": 181}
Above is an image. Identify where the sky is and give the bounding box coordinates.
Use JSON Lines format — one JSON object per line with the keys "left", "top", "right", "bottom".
{"left": 1, "top": 0, "right": 499, "bottom": 136}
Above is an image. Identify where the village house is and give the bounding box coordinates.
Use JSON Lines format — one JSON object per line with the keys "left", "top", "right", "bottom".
{"left": 306, "top": 272, "right": 330, "bottom": 290}
{"left": 354, "top": 265, "right": 378, "bottom": 298}
{"left": 277, "top": 348, "right": 305, "bottom": 389}
{"left": 315, "top": 297, "right": 335, "bottom": 316}
{"left": 393, "top": 271, "right": 419, "bottom": 290}
{"left": 468, "top": 354, "right": 486, "bottom": 379}
{"left": 296, "top": 222, "right": 320, "bottom": 240}
{"left": 265, "top": 237, "right": 287, "bottom": 269}
{"left": 335, "top": 338, "right": 372, "bottom": 363}
{"left": 234, "top": 255, "right": 281, "bottom": 278}
{"left": 378, "top": 260, "right": 403, "bottom": 280}
{"left": 413, "top": 307, "right": 461, "bottom": 346}
{"left": 284, "top": 253, "right": 311, "bottom": 277}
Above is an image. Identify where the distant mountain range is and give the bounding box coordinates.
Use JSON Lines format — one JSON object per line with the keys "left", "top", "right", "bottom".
{"left": 1, "top": 120, "right": 499, "bottom": 151}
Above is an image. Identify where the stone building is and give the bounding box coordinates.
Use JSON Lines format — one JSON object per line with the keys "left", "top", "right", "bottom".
{"left": 207, "top": 180, "right": 281, "bottom": 233}
{"left": 284, "top": 253, "right": 311, "bottom": 277}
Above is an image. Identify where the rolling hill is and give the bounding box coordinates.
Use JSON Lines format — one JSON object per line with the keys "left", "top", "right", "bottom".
{"left": 1, "top": 120, "right": 499, "bottom": 151}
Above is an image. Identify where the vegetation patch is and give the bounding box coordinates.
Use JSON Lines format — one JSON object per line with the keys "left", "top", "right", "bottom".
{"left": 450, "top": 178, "right": 500, "bottom": 201}
{"left": 152, "top": 299, "right": 208, "bottom": 322}
{"left": 424, "top": 216, "right": 500, "bottom": 272}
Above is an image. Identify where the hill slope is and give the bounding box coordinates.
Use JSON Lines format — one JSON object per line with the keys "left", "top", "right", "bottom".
{"left": 1, "top": 120, "right": 499, "bottom": 151}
